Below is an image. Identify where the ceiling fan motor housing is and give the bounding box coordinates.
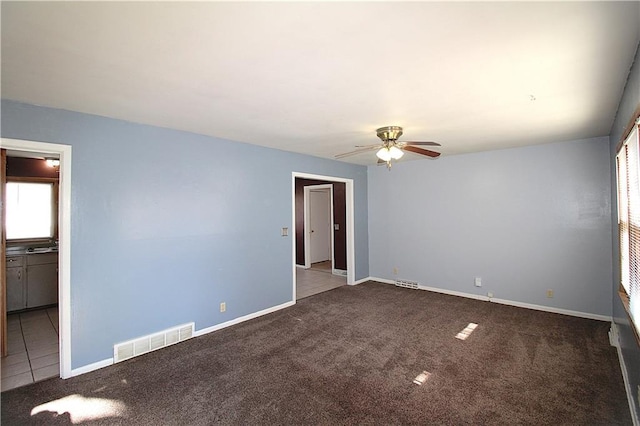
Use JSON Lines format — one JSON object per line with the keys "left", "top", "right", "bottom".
{"left": 376, "top": 126, "right": 403, "bottom": 143}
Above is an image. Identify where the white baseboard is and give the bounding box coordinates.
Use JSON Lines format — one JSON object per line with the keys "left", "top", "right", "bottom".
{"left": 333, "top": 269, "right": 347, "bottom": 277}
{"left": 370, "top": 277, "right": 489, "bottom": 301}
{"left": 371, "top": 277, "right": 394, "bottom": 285}
{"left": 67, "top": 301, "right": 295, "bottom": 378}
{"left": 610, "top": 322, "right": 640, "bottom": 426}
{"left": 609, "top": 322, "right": 620, "bottom": 347}
{"left": 65, "top": 283, "right": 612, "bottom": 381}
{"left": 352, "top": 276, "right": 373, "bottom": 285}
{"left": 369, "top": 277, "right": 611, "bottom": 321}
{"left": 194, "top": 300, "right": 295, "bottom": 337}
{"left": 69, "top": 357, "right": 113, "bottom": 378}
{"left": 419, "top": 284, "right": 490, "bottom": 302}
{"left": 490, "top": 297, "right": 611, "bottom": 322}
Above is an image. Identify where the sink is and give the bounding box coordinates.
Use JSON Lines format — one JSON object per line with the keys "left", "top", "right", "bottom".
{"left": 26, "top": 247, "right": 58, "bottom": 254}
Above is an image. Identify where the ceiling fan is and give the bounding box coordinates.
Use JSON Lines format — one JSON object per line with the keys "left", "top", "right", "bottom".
{"left": 335, "top": 126, "right": 441, "bottom": 169}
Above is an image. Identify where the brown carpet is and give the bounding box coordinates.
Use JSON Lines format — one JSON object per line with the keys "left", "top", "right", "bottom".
{"left": 1, "top": 282, "right": 632, "bottom": 425}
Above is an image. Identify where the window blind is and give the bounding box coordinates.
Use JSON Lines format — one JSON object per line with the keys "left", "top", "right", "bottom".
{"left": 617, "top": 118, "right": 640, "bottom": 338}
{"left": 618, "top": 147, "right": 629, "bottom": 294}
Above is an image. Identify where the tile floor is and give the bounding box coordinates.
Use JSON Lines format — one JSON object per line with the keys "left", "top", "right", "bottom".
{"left": 310, "top": 260, "right": 332, "bottom": 272}
{"left": 296, "top": 265, "right": 346, "bottom": 299}
{"left": 2, "top": 307, "right": 60, "bottom": 392}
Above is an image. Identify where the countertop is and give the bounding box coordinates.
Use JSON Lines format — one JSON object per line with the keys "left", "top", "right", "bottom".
{"left": 6, "top": 247, "right": 59, "bottom": 256}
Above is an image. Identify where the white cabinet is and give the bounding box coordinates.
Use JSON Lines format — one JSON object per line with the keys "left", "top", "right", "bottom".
{"left": 7, "top": 256, "right": 25, "bottom": 312}
{"left": 27, "top": 264, "right": 58, "bottom": 308}
{"left": 6, "top": 253, "right": 58, "bottom": 312}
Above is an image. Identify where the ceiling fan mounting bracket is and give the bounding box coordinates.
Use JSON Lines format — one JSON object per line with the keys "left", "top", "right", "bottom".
{"left": 376, "top": 126, "right": 403, "bottom": 143}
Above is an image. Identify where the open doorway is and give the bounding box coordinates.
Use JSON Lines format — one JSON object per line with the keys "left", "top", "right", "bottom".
{"left": 292, "top": 173, "right": 354, "bottom": 300}
{"left": 2, "top": 151, "right": 60, "bottom": 391}
{"left": 304, "top": 184, "right": 334, "bottom": 272}
{"left": 1, "top": 138, "right": 72, "bottom": 390}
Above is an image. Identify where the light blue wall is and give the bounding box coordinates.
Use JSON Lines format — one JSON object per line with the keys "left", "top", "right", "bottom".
{"left": 369, "top": 137, "right": 612, "bottom": 316}
{"left": 609, "top": 41, "right": 640, "bottom": 421}
{"left": 1, "top": 99, "right": 369, "bottom": 369}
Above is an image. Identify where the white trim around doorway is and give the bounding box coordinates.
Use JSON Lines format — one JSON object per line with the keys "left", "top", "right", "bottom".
{"left": 291, "top": 172, "right": 356, "bottom": 303}
{"left": 1, "top": 138, "right": 72, "bottom": 379}
{"left": 303, "top": 184, "right": 334, "bottom": 270}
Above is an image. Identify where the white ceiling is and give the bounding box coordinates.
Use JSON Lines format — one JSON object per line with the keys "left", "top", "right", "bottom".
{"left": 2, "top": 2, "right": 639, "bottom": 165}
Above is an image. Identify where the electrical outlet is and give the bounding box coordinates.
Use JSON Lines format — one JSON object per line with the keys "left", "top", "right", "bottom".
{"left": 487, "top": 292, "right": 493, "bottom": 298}
{"left": 474, "top": 277, "right": 482, "bottom": 287}
{"left": 220, "top": 302, "right": 226, "bottom": 313}
{"left": 393, "top": 267, "right": 398, "bottom": 275}
{"left": 546, "top": 289, "right": 554, "bottom": 298}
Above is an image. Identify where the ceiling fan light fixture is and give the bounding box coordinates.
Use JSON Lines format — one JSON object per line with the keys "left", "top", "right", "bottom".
{"left": 376, "top": 147, "right": 392, "bottom": 162}
{"left": 45, "top": 158, "right": 60, "bottom": 167}
{"left": 376, "top": 145, "right": 404, "bottom": 161}
{"left": 389, "top": 146, "right": 404, "bottom": 160}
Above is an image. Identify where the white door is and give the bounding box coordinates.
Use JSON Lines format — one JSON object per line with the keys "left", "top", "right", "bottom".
{"left": 309, "top": 189, "right": 331, "bottom": 264}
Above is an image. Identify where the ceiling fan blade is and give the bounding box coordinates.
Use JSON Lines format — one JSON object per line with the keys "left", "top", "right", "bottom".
{"left": 355, "top": 143, "right": 384, "bottom": 148}
{"left": 403, "top": 141, "right": 441, "bottom": 146}
{"left": 335, "top": 146, "right": 379, "bottom": 159}
{"left": 377, "top": 158, "right": 386, "bottom": 165}
{"left": 403, "top": 145, "right": 441, "bottom": 158}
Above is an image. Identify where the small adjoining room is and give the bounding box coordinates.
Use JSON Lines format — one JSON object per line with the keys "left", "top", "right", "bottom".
{"left": 3, "top": 155, "right": 61, "bottom": 389}
{"left": 1, "top": 2, "right": 639, "bottom": 425}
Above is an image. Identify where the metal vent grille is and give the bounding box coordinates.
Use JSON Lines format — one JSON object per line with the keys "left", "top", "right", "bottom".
{"left": 116, "top": 343, "right": 134, "bottom": 362}
{"left": 166, "top": 330, "right": 179, "bottom": 345}
{"left": 395, "top": 279, "right": 419, "bottom": 289}
{"left": 179, "top": 325, "right": 193, "bottom": 340}
{"left": 114, "top": 322, "right": 195, "bottom": 363}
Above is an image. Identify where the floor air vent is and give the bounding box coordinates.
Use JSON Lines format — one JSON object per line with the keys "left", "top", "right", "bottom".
{"left": 114, "top": 322, "right": 194, "bottom": 363}
{"left": 395, "top": 279, "right": 419, "bottom": 289}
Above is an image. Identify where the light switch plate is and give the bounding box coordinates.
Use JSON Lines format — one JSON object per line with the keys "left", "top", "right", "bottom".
{"left": 281, "top": 227, "right": 288, "bottom": 236}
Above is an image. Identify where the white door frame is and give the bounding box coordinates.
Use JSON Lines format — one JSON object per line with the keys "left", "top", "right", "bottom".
{"left": 292, "top": 172, "right": 355, "bottom": 301}
{"left": 0, "top": 138, "right": 72, "bottom": 379}
{"left": 303, "top": 184, "right": 334, "bottom": 269}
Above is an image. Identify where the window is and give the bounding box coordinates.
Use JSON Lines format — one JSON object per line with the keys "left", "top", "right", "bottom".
{"left": 5, "top": 181, "right": 55, "bottom": 240}
{"left": 616, "top": 116, "right": 640, "bottom": 339}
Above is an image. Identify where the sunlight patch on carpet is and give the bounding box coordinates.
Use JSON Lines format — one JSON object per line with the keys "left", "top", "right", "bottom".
{"left": 413, "top": 371, "right": 432, "bottom": 385}
{"left": 455, "top": 323, "right": 478, "bottom": 340}
{"left": 31, "top": 394, "right": 127, "bottom": 424}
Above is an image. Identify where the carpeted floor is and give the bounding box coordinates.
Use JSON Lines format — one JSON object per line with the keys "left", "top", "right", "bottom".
{"left": 1, "top": 281, "right": 632, "bottom": 425}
